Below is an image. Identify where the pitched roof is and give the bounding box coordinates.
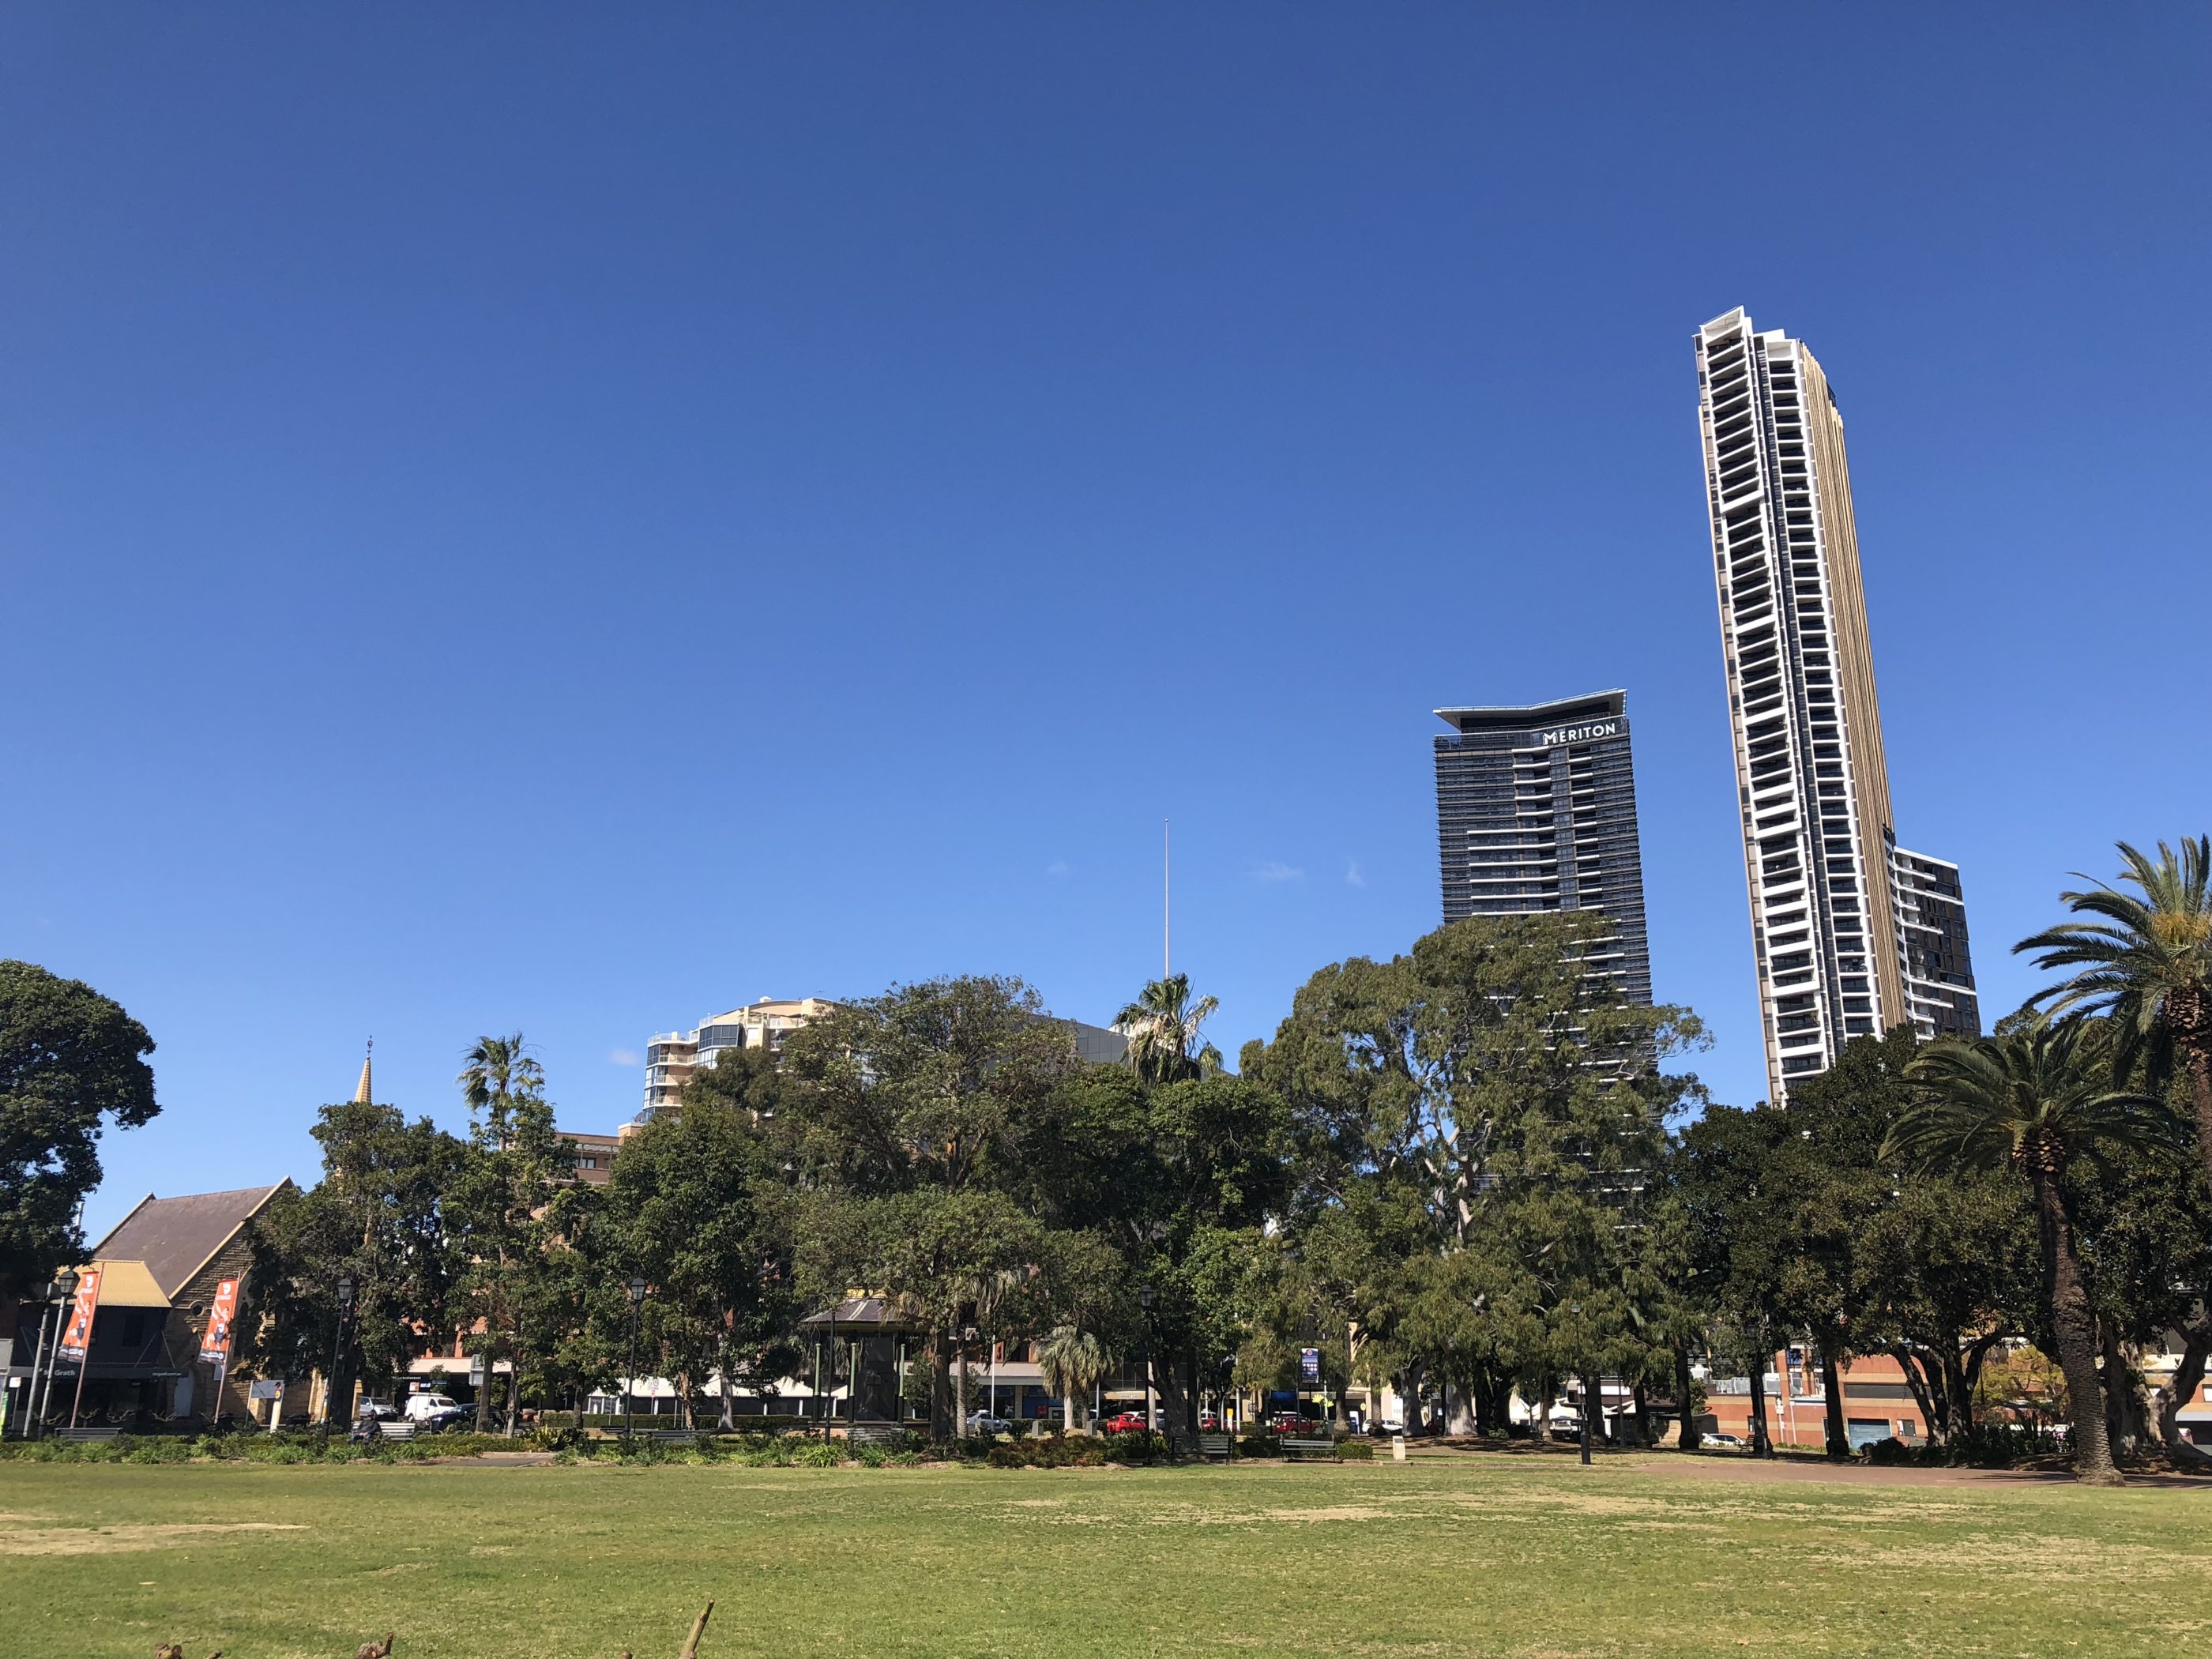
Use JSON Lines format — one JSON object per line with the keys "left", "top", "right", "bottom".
{"left": 74, "top": 1259, "right": 170, "bottom": 1309}
{"left": 88, "top": 1184, "right": 290, "bottom": 1300}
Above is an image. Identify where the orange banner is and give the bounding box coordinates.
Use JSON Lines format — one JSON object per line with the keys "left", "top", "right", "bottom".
{"left": 200, "top": 1277, "right": 239, "bottom": 1364}
{"left": 58, "top": 1266, "right": 102, "bottom": 1360}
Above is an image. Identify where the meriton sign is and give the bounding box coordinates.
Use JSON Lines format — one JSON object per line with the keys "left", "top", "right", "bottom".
{"left": 1537, "top": 720, "right": 1620, "bottom": 747}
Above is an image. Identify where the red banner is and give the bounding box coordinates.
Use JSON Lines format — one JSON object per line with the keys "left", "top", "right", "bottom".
{"left": 58, "top": 1267, "right": 102, "bottom": 1360}
{"left": 200, "top": 1277, "right": 239, "bottom": 1364}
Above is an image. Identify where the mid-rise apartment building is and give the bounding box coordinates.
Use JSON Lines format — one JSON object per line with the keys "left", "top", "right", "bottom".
{"left": 1433, "top": 690, "right": 1653, "bottom": 1006}
{"left": 641, "top": 997, "right": 836, "bottom": 1119}
{"left": 1694, "top": 308, "right": 1978, "bottom": 1103}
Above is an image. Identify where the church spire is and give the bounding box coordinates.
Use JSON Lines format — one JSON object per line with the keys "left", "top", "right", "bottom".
{"left": 354, "top": 1038, "right": 374, "bottom": 1104}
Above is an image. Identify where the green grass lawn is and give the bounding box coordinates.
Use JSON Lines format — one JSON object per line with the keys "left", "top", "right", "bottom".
{"left": 6, "top": 1453, "right": 2206, "bottom": 1658}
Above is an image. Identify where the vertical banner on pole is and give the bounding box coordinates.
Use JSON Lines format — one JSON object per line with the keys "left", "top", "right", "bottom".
{"left": 58, "top": 1268, "right": 101, "bottom": 1361}
{"left": 200, "top": 1277, "right": 240, "bottom": 1419}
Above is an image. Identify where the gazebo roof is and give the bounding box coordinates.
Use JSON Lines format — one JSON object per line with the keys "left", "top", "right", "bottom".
{"left": 796, "top": 1295, "right": 922, "bottom": 1333}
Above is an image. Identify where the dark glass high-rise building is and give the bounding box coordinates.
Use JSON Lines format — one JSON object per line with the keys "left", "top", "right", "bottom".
{"left": 1433, "top": 690, "right": 1653, "bottom": 1006}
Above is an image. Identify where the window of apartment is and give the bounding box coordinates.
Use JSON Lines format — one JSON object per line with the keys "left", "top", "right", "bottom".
{"left": 575, "top": 1157, "right": 599, "bottom": 1170}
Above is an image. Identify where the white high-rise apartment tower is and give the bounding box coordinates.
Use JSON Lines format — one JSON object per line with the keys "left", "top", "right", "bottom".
{"left": 1694, "top": 309, "right": 1978, "bottom": 1104}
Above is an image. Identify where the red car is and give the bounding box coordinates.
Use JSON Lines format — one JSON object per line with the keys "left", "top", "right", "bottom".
{"left": 1270, "top": 1414, "right": 1323, "bottom": 1435}
{"left": 1100, "top": 1412, "right": 1151, "bottom": 1434}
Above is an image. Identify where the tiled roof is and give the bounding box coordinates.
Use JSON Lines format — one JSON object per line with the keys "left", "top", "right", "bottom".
{"left": 88, "top": 1184, "right": 288, "bottom": 1300}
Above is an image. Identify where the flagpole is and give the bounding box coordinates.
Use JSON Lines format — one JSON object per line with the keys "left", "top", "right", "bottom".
{"left": 1164, "top": 818, "right": 1171, "bottom": 981}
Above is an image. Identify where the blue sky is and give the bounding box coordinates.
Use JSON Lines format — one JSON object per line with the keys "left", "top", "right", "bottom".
{"left": 6, "top": 6, "right": 2206, "bottom": 1238}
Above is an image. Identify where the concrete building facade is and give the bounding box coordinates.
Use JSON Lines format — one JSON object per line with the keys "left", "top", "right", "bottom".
{"left": 641, "top": 997, "right": 837, "bottom": 1119}
{"left": 1694, "top": 307, "right": 1978, "bottom": 1102}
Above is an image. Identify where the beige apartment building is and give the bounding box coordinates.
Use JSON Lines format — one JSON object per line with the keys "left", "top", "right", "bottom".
{"left": 641, "top": 997, "right": 837, "bottom": 1119}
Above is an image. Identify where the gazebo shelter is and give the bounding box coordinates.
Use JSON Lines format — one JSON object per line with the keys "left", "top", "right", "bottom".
{"left": 796, "top": 1296, "right": 924, "bottom": 1428}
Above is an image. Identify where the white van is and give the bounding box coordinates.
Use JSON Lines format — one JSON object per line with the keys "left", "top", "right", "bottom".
{"left": 404, "top": 1393, "right": 461, "bottom": 1423}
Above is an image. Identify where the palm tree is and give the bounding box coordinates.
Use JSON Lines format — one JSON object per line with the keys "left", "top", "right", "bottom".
{"left": 1113, "top": 974, "right": 1223, "bottom": 1087}
{"left": 1887, "top": 1019, "right": 2170, "bottom": 1485}
{"left": 2015, "top": 837, "right": 2212, "bottom": 1192}
{"left": 458, "top": 1032, "right": 545, "bottom": 1151}
{"left": 456, "top": 1033, "right": 544, "bottom": 1430}
{"left": 1036, "top": 1324, "right": 1108, "bottom": 1435}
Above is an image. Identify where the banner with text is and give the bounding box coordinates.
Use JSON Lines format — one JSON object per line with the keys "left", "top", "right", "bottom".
{"left": 200, "top": 1277, "right": 239, "bottom": 1364}
{"left": 58, "top": 1267, "right": 103, "bottom": 1361}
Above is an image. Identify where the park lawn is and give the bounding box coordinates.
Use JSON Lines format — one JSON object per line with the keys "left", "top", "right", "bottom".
{"left": 3, "top": 1454, "right": 2206, "bottom": 1658}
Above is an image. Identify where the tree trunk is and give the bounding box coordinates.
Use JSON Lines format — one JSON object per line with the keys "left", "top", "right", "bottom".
{"left": 2032, "top": 1165, "right": 2122, "bottom": 1485}
{"left": 1674, "top": 1341, "right": 1700, "bottom": 1451}
{"left": 717, "top": 1333, "right": 735, "bottom": 1431}
{"left": 1155, "top": 1354, "right": 1196, "bottom": 1452}
{"left": 2172, "top": 991, "right": 2212, "bottom": 1199}
{"left": 1063, "top": 1390, "right": 1076, "bottom": 1436}
{"left": 1893, "top": 1346, "right": 1942, "bottom": 1449}
{"left": 1398, "top": 1359, "right": 1426, "bottom": 1435}
{"left": 1746, "top": 1354, "right": 1773, "bottom": 1458}
{"left": 1959, "top": 1330, "right": 2010, "bottom": 1443}
{"left": 2099, "top": 1318, "right": 2133, "bottom": 1460}
{"left": 1819, "top": 1346, "right": 1849, "bottom": 1458}
{"left": 929, "top": 1334, "right": 953, "bottom": 1443}
{"left": 2156, "top": 1299, "right": 2210, "bottom": 1469}
{"left": 1445, "top": 1379, "right": 1477, "bottom": 1437}
{"left": 950, "top": 1335, "right": 967, "bottom": 1440}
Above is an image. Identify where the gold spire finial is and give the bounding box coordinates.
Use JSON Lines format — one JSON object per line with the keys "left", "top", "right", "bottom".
{"left": 354, "top": 1038, "right": 374, "bottom": 1104}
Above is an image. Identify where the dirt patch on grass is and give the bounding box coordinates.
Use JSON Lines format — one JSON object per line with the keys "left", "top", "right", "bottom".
{"left": 0, "top": 1522, "right": 306, "bottom": 1556}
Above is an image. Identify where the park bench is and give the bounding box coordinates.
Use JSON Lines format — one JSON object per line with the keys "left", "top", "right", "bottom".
{"left": 629, "top": 1427, "right": 699, "bottom": 1446}
{"left": 1197, "top": 1432, "right": 1233, "bottom": 1461}
{"left": 373, "top": 1420, "right": 419, "bottom": 1442}
{"left": 51, "top": 1426, "right": 122, "bottom": 1442}
{"left": 1280, "top": 1435, "right": 1338, "bottom": 1462}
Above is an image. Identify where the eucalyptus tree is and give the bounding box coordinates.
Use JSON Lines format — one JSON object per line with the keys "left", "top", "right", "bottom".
{"left": 1889, "top": 1019, "right": 2172, "bottom": 1485}
{"left": 777, "top": 977, "right": 1085, "bottom": 1436}
{"left": 603, "top": 1071, "right": 793, "bottom": 1431}
{"left": 0, "top": 961, "right": 159, "bottom": 1305}
{"left": 239, "top": 1098, "right": 470, "bottom": 1409}
{"left": 1244, "top": 913, "right": 1706, "bottom": 1435}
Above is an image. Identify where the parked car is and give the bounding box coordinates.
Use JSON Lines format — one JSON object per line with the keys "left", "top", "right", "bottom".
{"left": 404, "top": 1393, "right": 463, "bottom": 1423}
{"left": 356, "top": 1399, "right": 402, "bottom": 1422}
{"left": 1198, "top": 1410, "right": 1221, "bottom": 1431}
{"left": 1270, "top": 1414, "right": 1322, "bottom": 1436}
{"left": 964, "top": 1411, "right": 1013, "bottom": 1436}
{"left": 1100, "top": 1411, "right": 1151, "bottom": 1434}
{"left": 417, "top": 1405, "right": 473, "bottom": 1433}
{"left": 1705, "top": 1431, "right": 1744, "bottom": 1450}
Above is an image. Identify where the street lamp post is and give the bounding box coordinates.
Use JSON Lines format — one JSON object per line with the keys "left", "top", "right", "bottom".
{"left": 1136, "top": 1285, "right": 1156, "bottom": 1436}
{"left": 27, "top": 1270, "right": 77, "bottom": 1441}
{"left": 625, "top": 1276, "right": 647, "bottom": 1440}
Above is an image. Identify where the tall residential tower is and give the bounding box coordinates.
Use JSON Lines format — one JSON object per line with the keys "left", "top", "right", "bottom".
{"left": 1434, "top": 690, "right": 1653, "bottom": 1006}
{"left": 1694, "top": 308, "right": 1978, "bottom": 1104}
